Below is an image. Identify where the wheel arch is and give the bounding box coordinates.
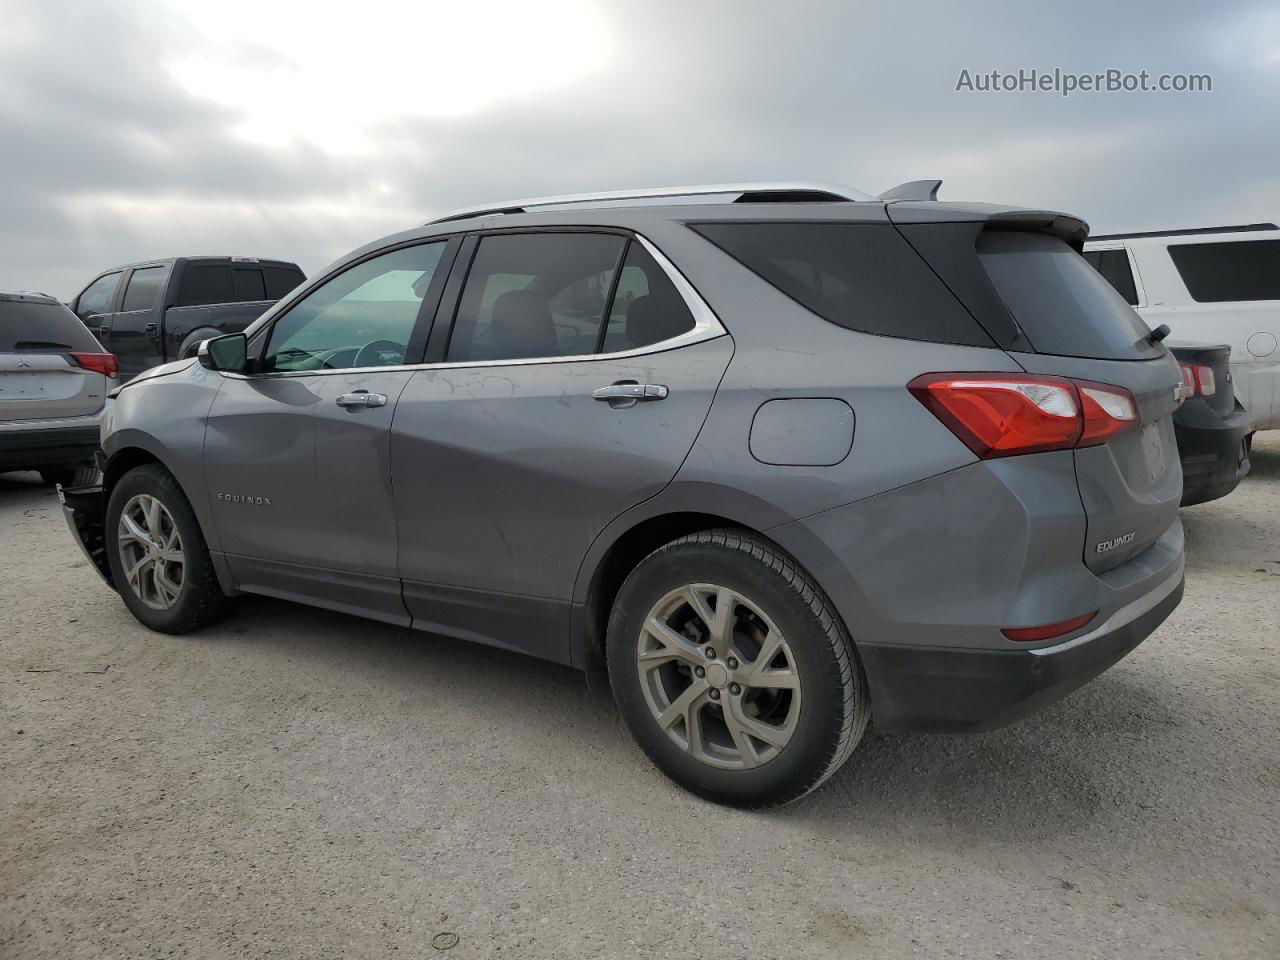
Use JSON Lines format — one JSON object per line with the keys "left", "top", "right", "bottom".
{"left": 570, "top": 482, "right": 810, "bottom": 683}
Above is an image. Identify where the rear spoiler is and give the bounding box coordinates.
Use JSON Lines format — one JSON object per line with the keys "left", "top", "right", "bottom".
{"left": 878, "top": 179, "right": 943, "bottom": 202}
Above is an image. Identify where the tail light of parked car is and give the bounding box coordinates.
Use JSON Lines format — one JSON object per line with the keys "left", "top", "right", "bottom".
{"left": 908, "top": 373, "right": 1138, "bottom": 459}
{"left": 70, "top": 352, "right": 119, "bottom": 378}
{"left": 1178, "top": 363, "right": 1216, "bottom": 398}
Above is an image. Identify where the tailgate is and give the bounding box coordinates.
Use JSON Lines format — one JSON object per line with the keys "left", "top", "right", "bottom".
{"left": 0, "top": 353, "right": 105, "bottom": 421}
{"left": 1170, "top": 342, "right": 1235, "bottom": 417}
{"left": 1016, "top": 353, "right": 1183, "bottom": 572}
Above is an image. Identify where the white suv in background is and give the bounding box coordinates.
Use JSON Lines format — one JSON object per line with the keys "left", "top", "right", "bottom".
{"left": 1084, "top": 223, "right": 1279, "bottom": 432}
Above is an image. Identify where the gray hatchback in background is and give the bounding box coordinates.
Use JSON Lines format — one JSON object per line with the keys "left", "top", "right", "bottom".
{"left": 61, "top": 182, "right": 1186, "bottom": 806}
{"left": 1, "top": 292, "right": 117, "bottom": 485}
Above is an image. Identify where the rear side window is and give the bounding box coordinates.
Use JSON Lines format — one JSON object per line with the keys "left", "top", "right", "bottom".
{"left": 233, "top": 267, "right": 267, "bottom": 301}
{"left": 0, "top": 301, "right": 101, "bottom": 352}
{"left": 978, "top": 232, "right": 1159, "bottom": 361}
{"left": 75, "top": 272, "right": 121, "bottom": 320}
{"left": 264, "top": 266, "right": 304, "bottom": 299}
{"left": 1168, "top": 239, "right": 1280, "bottom": 302}
{"left": 447, "top": 232, "right": 627, "bottom": 362}
{"left": 1082, "top": 249, "right": 1139, "bottom": 305}
{"left": 601, "top": 242, "right": 696, "bottom": 352}
{"left": 690, "top": 221, "right": 994, "bottom": 347}
{"left": 178, "top": 264, "right": 235, "bottom": 306}
{"left": 121, "top": 266, "right": 165, "bottom": 312}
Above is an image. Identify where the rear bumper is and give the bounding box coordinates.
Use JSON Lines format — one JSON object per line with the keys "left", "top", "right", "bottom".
{"left": 859, "top": 569, "right": 1183, "bottom": 732}
{"left": 1173, "top": 399, "right": 1251, "bottom": 506}
{"left": 0, "top": 415, "right": 101, "bottom": 471}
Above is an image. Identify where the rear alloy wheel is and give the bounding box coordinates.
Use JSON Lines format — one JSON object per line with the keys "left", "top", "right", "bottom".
{"left": 608, "top": 529, "right": 870, "bottom": 807}
{"left": 637, "top": 584, "right": 801, "bottom": 770}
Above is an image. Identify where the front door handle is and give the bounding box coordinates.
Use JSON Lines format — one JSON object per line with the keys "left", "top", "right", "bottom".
{"left": 335, "top": 392, "right": 388, "bottom": 408}
{"left": 592, "top": 383, "right": 669, "bottom": 402}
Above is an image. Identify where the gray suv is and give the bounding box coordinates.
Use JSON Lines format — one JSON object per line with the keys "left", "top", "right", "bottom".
{"left": 61, "top": 182, "right": 1186, "bottom": 806}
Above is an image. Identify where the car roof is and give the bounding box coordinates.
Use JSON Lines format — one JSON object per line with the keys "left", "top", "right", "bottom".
{"left": 0, "top": 290, "right": 61, "bottom": 305}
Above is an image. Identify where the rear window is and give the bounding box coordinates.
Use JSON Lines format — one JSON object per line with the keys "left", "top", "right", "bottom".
{"left": 978, "top": 232, "right": 1159, "bottom": 361}
{"left": 0, "top": 301, "right": 101, "bottom": 352}
{"left": 1168, "top": 239, "right": 1280, "bottom": 302}
{"left": 1082, "top": 249, "right": 1139, "bottom": 305}
{"left": 264, "top": 266, "right": 304, "bottom": 299}
{"left": 690, "top": 222, "right": 994, "bottom": 347}
{"left": 178, "top": 265, "right": 236, "bottom": 306}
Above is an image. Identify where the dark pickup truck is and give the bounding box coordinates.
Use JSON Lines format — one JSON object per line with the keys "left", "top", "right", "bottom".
{"left": 70, "top": 257, "right": 305, "bottom": 380}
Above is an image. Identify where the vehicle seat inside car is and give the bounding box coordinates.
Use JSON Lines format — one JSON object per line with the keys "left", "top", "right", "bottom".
{"left": 492, "top": 290, "right": 558, "bottom": 359}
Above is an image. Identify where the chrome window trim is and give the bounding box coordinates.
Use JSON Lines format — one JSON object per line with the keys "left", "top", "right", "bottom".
{"left": 223, "top": 232, "right": 726, "bottom": 381}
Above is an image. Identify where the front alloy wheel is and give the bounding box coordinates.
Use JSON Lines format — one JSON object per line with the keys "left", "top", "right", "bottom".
{"left": 117, "top": 494, "right": 185, "bottom": 609}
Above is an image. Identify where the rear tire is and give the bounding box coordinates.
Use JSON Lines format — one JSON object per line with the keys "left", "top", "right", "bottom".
{"left": 105, "top": 464, "right": 230, "bottom": 633}
{"left": 607, "top": 529, "right": 870, "bottom": 807}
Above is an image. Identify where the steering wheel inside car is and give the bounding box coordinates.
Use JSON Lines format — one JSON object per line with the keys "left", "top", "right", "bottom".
{"left": 353, "top": 339, "right": 405, "bottom": 367}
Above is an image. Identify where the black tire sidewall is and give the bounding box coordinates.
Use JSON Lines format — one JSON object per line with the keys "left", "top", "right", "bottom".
{"left": 608, "top": 538, "right": 854, "bottom": 807}
{"left": 105, "top": 464, "right": 222, "bottom": 634}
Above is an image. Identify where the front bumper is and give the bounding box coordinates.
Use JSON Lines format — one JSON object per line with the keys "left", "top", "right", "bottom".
{"left": 1173, "top": 398, "right": 1251, "bottom": 506}
{"left": 57, "top": 471, "right": 114, "bottom": 589}
{"left": 858, "top": 570, "right": 1184, "bottom": 732}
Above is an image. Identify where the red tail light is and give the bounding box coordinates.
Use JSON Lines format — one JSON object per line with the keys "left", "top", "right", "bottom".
{"left": 1002, "top": 611, "right": 1097, "bottom": 642}
{"left": 1178, "top": 363, "right": 1215, "bottom": 398}
{"left": 909, "top": 373, "right": 1138, "bottom": 458}
{"left": 70, "top": 352, "right": 119, "bottom": 378}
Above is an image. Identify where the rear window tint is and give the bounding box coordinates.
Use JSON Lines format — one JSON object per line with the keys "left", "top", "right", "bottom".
{"left": 1082, "top": 249, "right": 1139, "bottom": 305}
{"left": 178, "top": 264, "right": 236, "bottom": 306}
{"left": 1168, "top": 239, "right": 1280, "bottom": 302}
{"left": 690, "top": 222, "right": 994, "bottom": 347}
{"left": 121, "top": 266, "right": 165, "bottom": 312}
{"left": 233, "top": 267, "right": 267, "bottom": 301}
{"left": 0, "top": 301, "right": 101, "bottom": 352}
{"left": 264, "top": 266, "right": 304, "bottom": 299}
{"left": 978, "top": 232, "right": 1159, "bottom": 361}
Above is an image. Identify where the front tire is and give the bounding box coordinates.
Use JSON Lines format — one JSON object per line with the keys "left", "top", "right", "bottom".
{"left": 105, "top": 464, "right": 230, "bottom": 633}
{"left": 607, "top": 529, "right": 870, "bottom": 807}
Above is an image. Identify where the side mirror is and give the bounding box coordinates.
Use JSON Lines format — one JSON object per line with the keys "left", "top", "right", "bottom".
{"left": 197, "top": 333, "right": 248, "bottom": 373}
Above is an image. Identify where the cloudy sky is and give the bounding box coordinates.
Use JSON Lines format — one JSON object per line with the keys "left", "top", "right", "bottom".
{"left": 2, "top": 0, "right": 1278, "bottom": 298}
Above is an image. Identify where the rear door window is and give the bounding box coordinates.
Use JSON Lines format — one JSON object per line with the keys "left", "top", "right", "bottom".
{"left": 1167, "top": 239, "right": 1280, "bottom": 302}
{"left": 978, "top": 232, "right": 1160, "bottom": 360}
{"left": 446, "top": 233, "right": 627, "bottom": 362}
{"left": 690, "top": 221, "right": 994, "bottom": 347}
{"left": 121, "top": 266, "right": 165, "bottom": 313}
{"left": 75, "top": 272, "right": 121, "bottom": 320}
{"left": 1082, "top": 248, "right": 1139, "bottom": 305}
{"left": 1, "top": 300, "right": 102, "bottom": 352}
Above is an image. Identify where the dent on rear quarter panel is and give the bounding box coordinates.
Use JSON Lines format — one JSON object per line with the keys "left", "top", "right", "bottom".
{"left": 767, "top": 452, "right": 1094, "bottom": 652}
{"left": 103, "top": 361, "right": 225, "bottom": 551}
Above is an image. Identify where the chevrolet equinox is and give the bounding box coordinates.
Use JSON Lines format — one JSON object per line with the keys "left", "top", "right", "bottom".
{"left": 61, "top": 182, "right": 1186, "bottom": 806}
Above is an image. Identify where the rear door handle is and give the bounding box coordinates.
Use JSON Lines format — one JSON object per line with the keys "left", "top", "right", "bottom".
{"left": 335, "top": 392, "right": 387, "bottom": 408}
{"left": 592, "top": 383, "right": 668, "bottom": 402}
{"left": 144, "top": 322, "right": 159, "bottom": 336}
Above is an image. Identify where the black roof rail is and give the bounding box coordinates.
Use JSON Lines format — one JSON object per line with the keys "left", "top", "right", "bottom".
{"left": 1089, "top": 222, "right": 1278, "bottom": 241}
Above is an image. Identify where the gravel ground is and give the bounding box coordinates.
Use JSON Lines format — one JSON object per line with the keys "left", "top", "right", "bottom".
{"left": 2, "top": 437, "right": 1278, "bottom": 960}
